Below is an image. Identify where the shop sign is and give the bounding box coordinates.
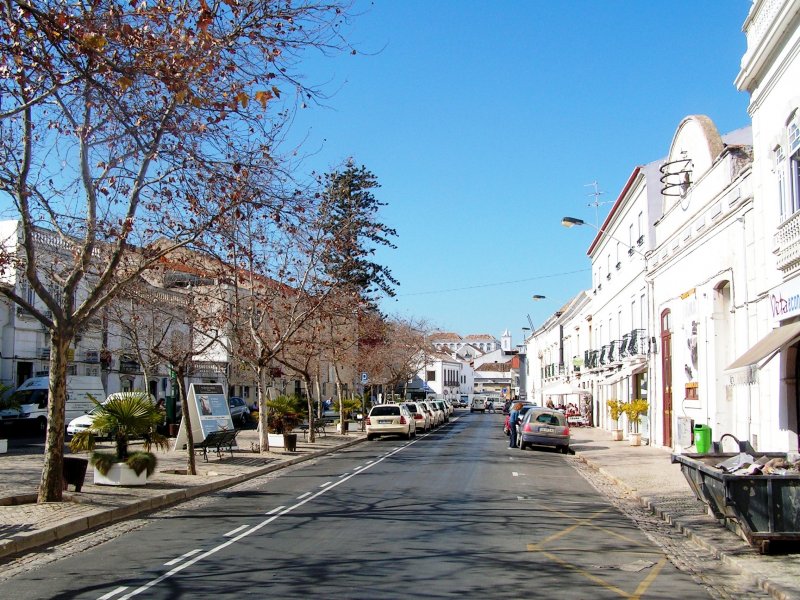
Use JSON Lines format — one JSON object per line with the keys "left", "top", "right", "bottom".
{"left": 770, "top": 279, "right": 800, "bottom": 324}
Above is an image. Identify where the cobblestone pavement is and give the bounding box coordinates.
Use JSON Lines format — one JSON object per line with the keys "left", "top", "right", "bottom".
{"left": 570, "top": 456, "right": 773, "bottom": 599}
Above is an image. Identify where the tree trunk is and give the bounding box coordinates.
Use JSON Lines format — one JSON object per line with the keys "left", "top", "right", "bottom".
{"left": 175, "top": 368, "right": 196, "bottom": 475}
{"left": 37, "top": 333, "right": 71, "bottom": 502}
{"left": 257, "top": 365, "right": 270, "bottom": 453}
{"left": 303, "top": 373, "right": 315, "bottom": 443}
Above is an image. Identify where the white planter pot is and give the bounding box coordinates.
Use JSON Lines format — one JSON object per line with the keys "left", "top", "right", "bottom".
{"left": 267, "top": 433, "right": 285, "bottom": 449}
{"left": 93, "top": 462, "right": 148, "bottom": 486}
{"left": 629, "top": 432, "right": 642, "bottom": 446}
{"left": 611, "top": 429, "right": 623, "bottom": 441}
{"left": 0, "top": 438, "right": 7, "bottom": 454}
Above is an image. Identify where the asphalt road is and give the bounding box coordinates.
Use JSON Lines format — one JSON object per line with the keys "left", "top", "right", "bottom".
{"left": 0, "top": 411, "right": 712, "bottom": 599}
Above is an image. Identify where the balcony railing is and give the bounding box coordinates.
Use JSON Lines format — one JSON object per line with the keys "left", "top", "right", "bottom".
{"left": 775, "top": 210, "right": 800, "bottom": 275}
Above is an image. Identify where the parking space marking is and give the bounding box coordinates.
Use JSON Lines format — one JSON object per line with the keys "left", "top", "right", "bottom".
{"left": 98, "top": 586, "right": 128, "bottom": 599}
{"left": 223, "top": 525, "right": 248, "bottom": 537}
{"left": 296, "top": 492, "right": 311, "bottom": 500}
{"left": 319, "top": 481, "right": 332, "bottom": 488}
{"left": 164, "top": 549, "right": 202, "bottom": 566}
{"left": 512, "top": 471, "right": 519, "bottom": 477}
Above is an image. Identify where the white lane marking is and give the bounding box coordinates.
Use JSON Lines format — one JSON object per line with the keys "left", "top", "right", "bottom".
{"left": 118, "top": 437, "right": 418, "bottom": 599}
{"left": 340, "top": 473, "right": 350, "bottom": 477}
{"left": 512, "top": 472, "right": 519, "bottom": 477}
{"left": 297, "top": 492, "right": 311, "bottom": 499}
{"left": 320, "top": 481, "right": 332, "bottom": 488}
{"left": 517, "top": 496, "right": 525, "bottom": 501}
{"left": 365, "top": 460, "right": 374, "bottom": 465}
{"left": 163, "top": 549, "right": 202, "bottom": 566}
{"left": 224, "top": 525, "right": 248, "bottom": 537}
{"left": 97, "top": 587, "right": 128, "bottom": 600}
{"left": 265, "top": 505, "right": 285, "bottom": 515}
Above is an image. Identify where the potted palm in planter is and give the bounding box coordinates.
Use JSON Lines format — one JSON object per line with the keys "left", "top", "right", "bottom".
{"left": 607, "top": 399, "right": 626, "bottom": 441}
{"left": 69, "top": 391, "right": 168, "bottom": 486}
{"left": 624, "top": 398, "right": 648, "bottom": 446}
{"left": 266, "top": 396, "right": 304, "bottom": 451}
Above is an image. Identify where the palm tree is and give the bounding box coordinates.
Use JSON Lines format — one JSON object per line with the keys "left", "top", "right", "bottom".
{"left": 69, "top": 392, "right": 169, "bottom": 476}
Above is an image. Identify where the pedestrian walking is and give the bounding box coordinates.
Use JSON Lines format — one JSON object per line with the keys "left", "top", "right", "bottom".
{"left": 509, "top": 402, "right": 523, "bottom": 448}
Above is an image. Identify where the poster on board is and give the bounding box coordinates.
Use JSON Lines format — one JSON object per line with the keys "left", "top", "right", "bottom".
{"left": 173, "top": 383, "right": 235, "bottom": 451}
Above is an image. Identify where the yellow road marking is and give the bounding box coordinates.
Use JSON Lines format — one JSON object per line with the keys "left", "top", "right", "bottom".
{"left": 631, "top": 557, "right": 668, "bottom": 599}
{"left": 539, "top": 504, "right": 646, "bottom": 546}
{"left": 538, "top": 549, "right": 632, "bottom": 598}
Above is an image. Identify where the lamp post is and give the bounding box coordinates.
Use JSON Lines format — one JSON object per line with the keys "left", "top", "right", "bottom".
{"left": 561, "top": 215, "right": 652, "bottom": 432}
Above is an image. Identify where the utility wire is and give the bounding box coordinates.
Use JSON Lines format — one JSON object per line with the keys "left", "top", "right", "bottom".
{"left": 396, "top": 268, "right": 591, "bottom": 297}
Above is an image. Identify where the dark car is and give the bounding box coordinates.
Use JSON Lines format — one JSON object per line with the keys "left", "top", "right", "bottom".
{"left": 228, "top": 396, "right": 250, "bottom": 425}
{"left": 518, "top": 408, "right": 571, "bottom": 453}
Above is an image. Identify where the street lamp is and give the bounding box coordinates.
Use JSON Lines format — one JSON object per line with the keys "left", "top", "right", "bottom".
{"left": 561, "top": 215, "right": 646, "bottom": 258}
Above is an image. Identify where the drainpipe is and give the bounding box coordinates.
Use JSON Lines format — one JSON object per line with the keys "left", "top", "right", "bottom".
{"left": 737, "top": 215, "right": 752, "bottom": 445}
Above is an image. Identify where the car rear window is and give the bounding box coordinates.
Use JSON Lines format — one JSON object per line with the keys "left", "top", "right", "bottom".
{"left": 370, "top": 406, "right": 400, "bottom": 416}
{"left": 534, "top": 413, "right": 563, "bottom": 426}
{"left": 406, "top": 404, "right": 417, "bottom": 411}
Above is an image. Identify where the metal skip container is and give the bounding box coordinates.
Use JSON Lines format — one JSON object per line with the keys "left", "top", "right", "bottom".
{"left": 671, "top": 452, "right": 800, "bottom": 554}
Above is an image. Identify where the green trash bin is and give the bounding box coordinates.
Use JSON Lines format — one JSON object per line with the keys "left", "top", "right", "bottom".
{"left": 693, "top": 424, "right": 712, "bottom": 453}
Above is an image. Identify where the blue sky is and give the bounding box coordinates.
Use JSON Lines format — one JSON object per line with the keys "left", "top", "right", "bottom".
{"left": 289, "top": 0, "right": 752, "bottom": 344}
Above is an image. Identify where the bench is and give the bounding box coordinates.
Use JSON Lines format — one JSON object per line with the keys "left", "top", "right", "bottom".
{"left": 297, "top": 417, "right": 334, "bottom": 440}
{"left": 195, "top": 429, "right": 239, "bottom": 461}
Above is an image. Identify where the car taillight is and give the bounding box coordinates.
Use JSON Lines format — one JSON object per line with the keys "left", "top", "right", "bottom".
{"left": 524, "top": 423, "right": 533, "bottom": 432}
{"left": 564, "top": 427, "right": 570, "bottom": 436}
{"left": 365, "top": 417, "right": 371, "bottom": 425}
{"left": 399, "top": 416, "right": 407, "bottom": 424}
{"left": 414, "top": 414, "right": 423, "bottom": 420}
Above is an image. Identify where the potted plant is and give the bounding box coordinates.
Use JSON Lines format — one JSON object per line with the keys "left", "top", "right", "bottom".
{"left": 69, "top": 391, "right": 168, "bottom": 486}
{"left": 266, "top": 395, "right": 305, "bottom": 451}
{"left": 624, "top": 398, "right": 649, "bottom": 446}
{"left": 607, "top": 399, "right": 626, "bottom": 441}
{"left": 337, "top": 397, "right": 363, "bottom": 434}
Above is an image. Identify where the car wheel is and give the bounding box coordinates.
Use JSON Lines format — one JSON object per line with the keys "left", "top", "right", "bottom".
{"left": 520, "top": 442, "right": 528, "bottom": 450}
{"left": 470, "top": 409, "right": 474, "bottom": 413}
{"left": 561, "top": 446, "right": 569, "bottom": 454}
{"left": 367, "top": 434, "right": 374, "bottom": 441}
{"left": 37, "top": 416, "right": 47, "bottom": 432}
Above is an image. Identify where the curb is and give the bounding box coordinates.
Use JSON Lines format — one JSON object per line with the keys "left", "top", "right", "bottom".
{"left": 0, "top": 436, "right": 366, "bottom": 561}
{"left": 574, "top": 451, "right": 796, "bottom": 600}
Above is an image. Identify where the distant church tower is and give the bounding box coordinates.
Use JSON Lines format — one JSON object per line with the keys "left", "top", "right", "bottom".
{"left": 501, "top": 329, "right": 512, "bottom": 352}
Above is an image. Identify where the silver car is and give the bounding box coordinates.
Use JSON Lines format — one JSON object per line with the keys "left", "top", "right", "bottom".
{"left": 518, "top": 408, "right": 570, "bottom": 453}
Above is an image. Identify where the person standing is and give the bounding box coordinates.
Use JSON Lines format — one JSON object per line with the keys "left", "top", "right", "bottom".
{"left": 509, "top": 402, "right": 523, "bottom": 448}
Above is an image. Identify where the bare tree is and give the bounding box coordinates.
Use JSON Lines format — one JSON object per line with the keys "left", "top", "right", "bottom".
{"left": 0, "top": 0, "right": 353, "bottom": 501}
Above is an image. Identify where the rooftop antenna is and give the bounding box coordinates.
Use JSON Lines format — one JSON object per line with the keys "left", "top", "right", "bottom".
{"left": 585, "top": 181, "right": 612, "bottom": 228}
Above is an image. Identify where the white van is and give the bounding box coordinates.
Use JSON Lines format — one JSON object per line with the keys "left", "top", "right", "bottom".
{"left": 3, "top": 376, "right": 105, "bottom": 432}
{"left": 471, "top": 395, "right": 487, "bottom": 413}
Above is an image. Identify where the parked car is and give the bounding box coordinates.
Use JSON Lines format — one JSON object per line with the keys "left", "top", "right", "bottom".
{"left": 402, "top": 402, "right": 431, "bottom": 432}
{"left": 422, "top": 400, "right": 443, "bottom": 427}
{"left": 518, "top": 408, "right": 571, "bottom": 453}
{"left": 504, "top": 403, "right": 537, "bottom": 437}
{"left": 433, "top": 400, "right": 450, "bottom": 422}
{"left": 442, "top": 399, "right": 454, "bottom": 416}
{"left": 228, "top": 396, "right": 250, "bottom": 425}
{"left": 66, "top": 392, "right": 156, "bottom": 438}
{"left": 366, "top": 404, "right": 416, "bottom": 440}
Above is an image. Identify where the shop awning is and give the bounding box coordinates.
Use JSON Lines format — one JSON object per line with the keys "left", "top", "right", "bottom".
{"left": 542, "top": 382, "right": 592, "bottom": 396}
{"left": 725, "top": 321, "right": 800, "bottom": 371}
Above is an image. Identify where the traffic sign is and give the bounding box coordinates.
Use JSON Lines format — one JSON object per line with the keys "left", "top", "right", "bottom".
{"left": 361, "top": 372, "right": 368, "bottom": 383}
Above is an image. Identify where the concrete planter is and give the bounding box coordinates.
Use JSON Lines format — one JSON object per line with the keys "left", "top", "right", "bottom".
{"left": 0, "top": 439, "right": 7, "bottom": 454}
{"left": 629, "top": 432, "right": 642, "bottom": 446}
{"left": 93, "top": 463, "right": 147, "bottom": 486}
{"left": 611, "top": 429, "right": 624, "bottom": 441}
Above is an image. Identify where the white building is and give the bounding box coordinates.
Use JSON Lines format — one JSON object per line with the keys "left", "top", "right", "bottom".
{"left": 731, "top": 0, "right": 800, "bottom": 452}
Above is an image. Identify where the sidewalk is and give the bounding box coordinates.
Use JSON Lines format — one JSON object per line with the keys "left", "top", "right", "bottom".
{"left": 571, "top": 427, "right": 800, "bottom": 600}
{"left": 0, "top": 427, "right": 366, "bottom": 560}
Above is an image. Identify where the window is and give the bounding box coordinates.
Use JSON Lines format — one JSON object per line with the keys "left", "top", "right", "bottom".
{"left": 791, "top": 120, "right": 800, "bottom": 216}
{"left": 776, "top": 145, "right": 787, "bottom": 220}
{"left": 426, "top": 370, "right": 436, "bottom": 381}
